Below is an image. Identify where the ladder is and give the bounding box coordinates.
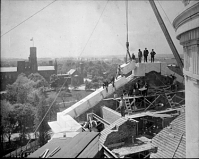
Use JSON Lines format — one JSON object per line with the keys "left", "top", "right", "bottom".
{"left": 124, "top": 95, "right": 133, "bottom": 115}
{"left": 165, "top": 93, "right": 175, "bottom": 108}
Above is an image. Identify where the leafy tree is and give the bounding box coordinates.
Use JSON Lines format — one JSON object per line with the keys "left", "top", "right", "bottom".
{"left": 72, "top": 77, "right": 79, "bottom": 88}
{"left": 34, "top": 95, "right": 49, "bottom": 146}
{"left": 93, "top": 82, "right": 99, "bottom": 90}
{"left": 34, "top": 93, "right": 59, "bottom": 146}
{"left": 46, "top": 97, "right": 59, "bottom": 121}
{"left": 6, "top": 73, "right": 34, "bottom": 104}
{"left": 5, "top": 84, "right": 17, "bottom": 104}
{"left": 14, "top": 73, "right": 30, "bottom": 86}
{"left": 59, "top": 91, "right": 69, "bottom": 107}
{"left": 27, "top": 89, "right": 40, "bottom": 107}
{"left": 13, "top": 103, "right": 36, "bottom": 145}
{"left": 28, "top": 73, "right": 48, "bottom": 88}
{"left": 16, "top": 85, "right": 30, "bottom": 104}
{"left": 50, "top": 74, "right": 59, "bottom": 90}
{"left": 74, "top": 93, "right": 82, "bottom": 101}
{"left": 85, "top": 81, "right": 92, "bottom": 90}
{"left": 1, "top": 100, "right": 16, "bottom": 145}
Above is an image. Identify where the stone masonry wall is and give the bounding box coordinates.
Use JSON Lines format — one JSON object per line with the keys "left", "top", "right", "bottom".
{"left": 101, "top": 106, "right": 121, "bottom": 124}
{"left": 104, "top": 120, "right": 137, "bottom": 146}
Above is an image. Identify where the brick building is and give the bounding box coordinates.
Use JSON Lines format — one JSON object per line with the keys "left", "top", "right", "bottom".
{"left": 0, "top": 47, "right": 57, "bottom": 90}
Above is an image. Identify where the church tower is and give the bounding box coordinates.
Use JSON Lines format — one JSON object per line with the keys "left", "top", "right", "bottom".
{"left": 29, "top": 47, "right": 38, "bottom": 72}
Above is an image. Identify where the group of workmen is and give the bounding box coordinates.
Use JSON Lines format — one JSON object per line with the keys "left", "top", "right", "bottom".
{"left": 118, "top": 80, "right": 148, "bottom": 117}
{"left": 131, "top": 48, "right": 156, "bottom": 63}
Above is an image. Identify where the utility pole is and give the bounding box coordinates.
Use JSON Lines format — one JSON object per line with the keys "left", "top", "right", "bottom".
{"left": 149, "top": 0, "right": 184, "bottom": 76}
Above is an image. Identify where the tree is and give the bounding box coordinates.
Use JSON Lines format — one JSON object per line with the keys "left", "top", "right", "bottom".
{"left": 50, "top": 74, "right": 59, "bottom": 90}
{"left": 34, "top": 95, "right": 49, "bottom": 146}
{"left": 93, "top": 82, "right": 99, "bottom": 90}
{"left": 85, "top": 81, "right": 92, "bottom": 90}
{"left": 16, "top": 85, "right": 30, "bottom": 104}
{"left": 6, "top": 73, "right": 34, "bottom": 104}
{"left": 74, "top": 93, "right": 82, "bottom": 101}
{"left": 1, "top": 100, "right": 16, "bottom": 146}
{"left": 28, "top": 73, "right": 48, "bottom": 88}
{"left": 46, "top": 97, "right": 59, "bottom": 121}
{"left": 59, "top": 92, "right": 70, "bottom": 107}
{"left": 27, "top": 89, "right": 40, "bottom": 107}
{"left": 5, "top": 84, "right": 18, "bottom": 104}
{"left": 15, "top": 73, "right": 30, "bottom": 86}
{"left": 13, "top": 103, "right": 36, "bottom": 145}
{"left": 34, "top": 93, "right": 59, "bottom": 146}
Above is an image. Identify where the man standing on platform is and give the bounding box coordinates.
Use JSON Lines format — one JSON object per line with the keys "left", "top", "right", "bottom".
{"left": 138, "top": 49, "right": 142, "bottom": 63}
{"left": 143, "top": 48, "right": 149, "bottom": 62}
{"left": 119, "top": 95, "right": 125, "bottom": 117}
{"left": 150, "top": 49, "right": 156, "bottom": 63}
{"left": 132, "top": 53, "right": 135, "bottom": 60}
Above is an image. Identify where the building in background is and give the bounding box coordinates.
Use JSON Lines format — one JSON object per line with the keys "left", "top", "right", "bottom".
{"left": 67, "top": 69, "right": 82, "bottom": 87}
{"left": 0, "top": 47, "right": 57, "bottom": 90}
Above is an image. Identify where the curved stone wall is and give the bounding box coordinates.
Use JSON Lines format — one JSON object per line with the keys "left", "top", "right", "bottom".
{"left": 173, "top": 1, "right": 199, "bottom": 158}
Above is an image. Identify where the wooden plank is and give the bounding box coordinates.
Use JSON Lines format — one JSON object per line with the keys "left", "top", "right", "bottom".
{"left": 78, "top": 139, "right": 99, "bottom": 158}
{"left": 107, "top": 142, "right": 125, "bottom": 149}
{"left": 28, "top": 138, "right": 71, "bottom": 158}
{"left": 116, "top": 144, "right": 154, "bottom": 157}
{"left": 69, "top": 132, "right": 99, "bottom": 158}
{"left": 101, "top": 144, "right": 118, "bottom": 158}
{"left": 77, "top": 136, "right": 99, "bottom": 158}
{"left": 92, "top": 113, "right": 111, "bottom": 126}
{"left": 52, "top": 132, "right": 90, "bottom": 158}
{"left": 86, "top": 141, "right": 100, "bottom": 158}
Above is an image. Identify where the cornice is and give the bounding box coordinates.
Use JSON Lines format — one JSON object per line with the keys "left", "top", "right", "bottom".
{"left": 173, "top": 2, "right": 199, "bottom": 31}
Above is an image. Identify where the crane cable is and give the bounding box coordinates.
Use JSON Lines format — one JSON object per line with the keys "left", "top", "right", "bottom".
{"left": 25, "top": 77, "right": 68, "bottom": 151}
{"left": 1, "top": 0, "right": 57, "bottom": 37}
{"left": 125, "top": 0, "right": 132, "bottom": 62}
{"left": 78, "top": 0, "right": 109, "bottom": 59}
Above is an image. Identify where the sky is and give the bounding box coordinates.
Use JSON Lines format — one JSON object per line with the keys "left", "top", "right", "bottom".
{"left": 1, "top": 0, "right": 186, "bottom": 59}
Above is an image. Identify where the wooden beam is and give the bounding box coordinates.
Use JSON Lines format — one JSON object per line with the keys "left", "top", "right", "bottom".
{"left": 178, "top": 99, "right": 185, "bottom": 105}
{"left": 101, "top": 144, "right": 118, "bottom": 158}
{"left": 92, "top": 113, "right": 111, "bottom": 126}
{"left": 171, "top": 94, "right": 176, "bottom": 100}
{"left": 144, "top": 95, "right": 161, "bottom": 111}
{"left": 145, "top": 98, "right": 153, "bottom": 105}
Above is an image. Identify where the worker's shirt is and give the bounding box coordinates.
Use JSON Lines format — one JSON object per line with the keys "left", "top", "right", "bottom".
{"left": 119, "top": 99, "right": 125, "bottom": 109}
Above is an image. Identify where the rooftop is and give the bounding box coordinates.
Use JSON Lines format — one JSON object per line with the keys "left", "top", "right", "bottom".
{"left": 28, "top": 132, "right": 99, "bottom": 158}
{"left": 0, "top": 67, "right": 17, "bottom": 72}
{"left": 38, "top": 66, "right": 55, "bottom": 71}
{"left": 150, "top": 111, "right": 185, "bottom": 158}
{"left": 67, "top": 69, "right": 76, "bottom": 75}
{"left": 0, "top": 66, "right": 55, "bottom": 72}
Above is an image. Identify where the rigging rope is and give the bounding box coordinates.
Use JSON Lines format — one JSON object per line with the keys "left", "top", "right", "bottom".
{"left": 78, "top": 0, "right": 109, "bottom": 59}
{"left": 125, "top": 0, "right": 132, "bottom": 62}
{"left": 126, "top": 0, "right": 129, "bottom": 43}
{"left": 1, "top": 0, "right": 57, "bottom": 37}
{"left": 25, "top": 77, "right": 68, "bottom": 150}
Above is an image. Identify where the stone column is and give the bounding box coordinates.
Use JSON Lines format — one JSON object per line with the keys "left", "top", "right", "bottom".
{"left": 173, "top": 2, "right": 199, "bottom": 158}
